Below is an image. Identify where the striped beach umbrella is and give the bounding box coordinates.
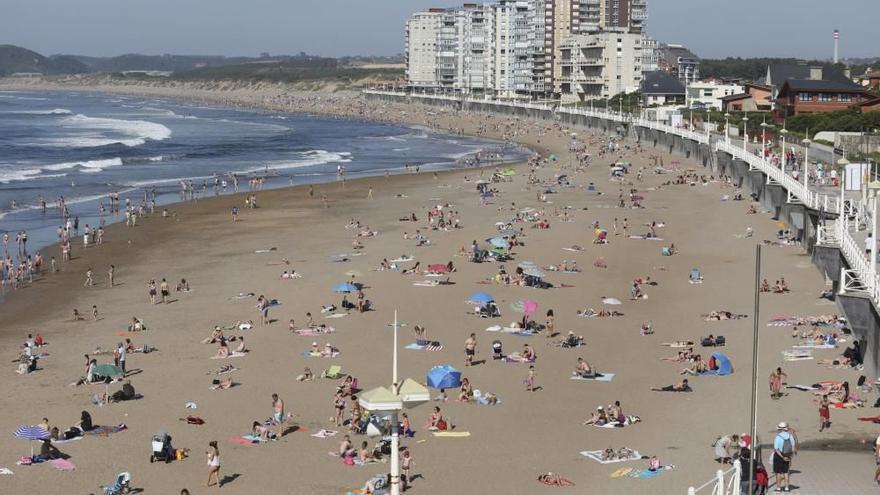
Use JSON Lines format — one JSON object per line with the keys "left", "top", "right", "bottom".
{"left": 14, "top": 425, "right": 50, "bottom": 440}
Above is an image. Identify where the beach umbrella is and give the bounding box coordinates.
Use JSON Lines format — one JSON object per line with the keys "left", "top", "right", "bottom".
{"left": 427, "top": 264, "right": 449, "bottom": 273}
{"left": 497, "top": 228, "right": 518, "bottom": 237}
{"left": 523, "top": 267, "right": 547, "bottom": 279}
{"left": 511, "top": 299, "right": 538, "bottom": 316}
{"left": 488, "top": 237, "right": 507, "bottom": 248}
{"left": 14, "top": 425, "right": 50, "bottom": 458}
{"left": 93, "top": 364, "right": 124, "bottom": 378}
{"left": 517, "top": 261, "right": 538, "bottom": 270}
{"left": 14, "top": 426, "right": 50, "bottom": 441}
{"left": 602, "top": 297, "right": 622, "bottom": 305}
{"left": 468, "top": 292, "right": 494, "bottom": 304}
{"left": 476, "top": 179, "right": 490, "bottom": 185}
{"left": 334, "top": 283, "right": 357, "bottom": 293}
{"left": 426, "top": 365, "right": 462, "bottom": 389}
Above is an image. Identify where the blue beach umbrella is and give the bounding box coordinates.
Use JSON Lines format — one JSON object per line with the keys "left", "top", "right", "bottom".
{"left": 426, "top": 365, "right": 462, "bottom": 389}
{"left": 468, "top": 292, "right": 494, "bottom": 304}
{"left": 334, "top": 283, "right": 357, "bottom": 293}
{"left": 14, "top": 425, "right": 50, "bottom": 441}
{"left": 488, "top": 237, "right": 507, "bottom": 248}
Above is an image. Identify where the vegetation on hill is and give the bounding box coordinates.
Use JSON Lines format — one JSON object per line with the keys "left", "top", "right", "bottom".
{"left": 0, "top": 45, "right": 90, "bottom": 76}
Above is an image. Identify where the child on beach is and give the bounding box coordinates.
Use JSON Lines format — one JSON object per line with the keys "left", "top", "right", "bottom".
{"left": 818, "top": 395, "right": 830, "bottom": 431}
{"left": 525, "top": 365, "right": 537, "bottom": 391}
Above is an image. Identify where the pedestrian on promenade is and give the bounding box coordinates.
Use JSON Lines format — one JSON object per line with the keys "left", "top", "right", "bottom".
{"left": 772, "top": 422, "right": 796, "bottom": 492}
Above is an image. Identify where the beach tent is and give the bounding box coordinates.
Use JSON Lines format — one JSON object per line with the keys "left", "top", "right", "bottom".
{"left": 427, "top": 365, "right": 462, "bottom": 389}
{"left": 689, "top": 268, "right": 701, "bottom": 281}
{"left": 702, "top": 353, "right": 733, "bottom": 376}
{"left": 334, "top": 283, "right": 358, "bottom": 293}
{"left": 488, "top": 237, "right": 508, "bottom": 248}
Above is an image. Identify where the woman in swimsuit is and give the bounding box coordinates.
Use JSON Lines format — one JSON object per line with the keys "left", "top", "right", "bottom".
{"left": 206, "top": 441, "right": 221, "bottom": 488}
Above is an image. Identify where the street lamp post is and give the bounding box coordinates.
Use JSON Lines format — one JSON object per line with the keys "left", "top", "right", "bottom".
{"left": 760, "top": 119, "right": 768, "bottom": 161}
{"left": 780, "top": 127, "right": 789, "bottom": 172}
{"left": 742, "top": 116, "right": 749, "bottom": 153}
{"left": 706, "top": 110, "right": 711, "bottom": 142}
{"left": 802, "top": 138, "right": 812, "bottom": 188}
{"left": 358, "top": 311, "right": 430, "bottom": 495}
{"left": 724, "top": 112, "right": 731, "bottom": 144}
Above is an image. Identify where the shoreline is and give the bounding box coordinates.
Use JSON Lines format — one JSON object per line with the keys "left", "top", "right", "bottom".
{"left": 1, "top": 81, "right": 873, "bottom": 495}
{"left": 0, "top": 87, "right": 538, "bottom": 291}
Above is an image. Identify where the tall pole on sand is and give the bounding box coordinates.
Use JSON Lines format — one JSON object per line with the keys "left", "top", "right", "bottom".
{"left": 748, "top": 245, "right": 762, "bottom": 495}
{"left": 391, "top": 310, "right": 400, "bottom": 495}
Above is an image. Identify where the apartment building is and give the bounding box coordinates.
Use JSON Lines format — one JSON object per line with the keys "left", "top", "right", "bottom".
{"left": 494, "top": 0, "right": 537, "bottom": 98}
{"left": 558, "top": 29, "right": 644, "bottom": 103}
{"left": 405, "top": 11, "right": 443, "bottom": 89}
{"left": 455, "top": 4, "right": 496, "bottom": 95}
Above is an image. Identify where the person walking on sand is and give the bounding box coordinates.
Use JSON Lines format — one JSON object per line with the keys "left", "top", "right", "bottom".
{"left": 148, "top": 279, "right": 157, "bottom": 304}
{"left": 107, "top": 265, "right": 115, "bottom": 287}
{"left": 231, "top": 205, "right": 238, "bottom": 222}
{"left": 525, "top": 365, "right": 537, "bottom": 391}
{"left": 819, "top": 395, "right": 831, "bottom": 432}
{"left": 769, "top": 367, "right": 786, "bottom": 399}
{"left": 464, "top": 333, "right": 477, "bottom": 367}
{"left": 160, "top": 278, "right": 170, "bottom": 304}
{"left": 84, "top": 268, "right": 93, "bottom": 287}
{"left": 206, "top": 441, "right": 221, "bottom": 488}
{"left": 367, "top": 187, "right": 373, "bottom": 199}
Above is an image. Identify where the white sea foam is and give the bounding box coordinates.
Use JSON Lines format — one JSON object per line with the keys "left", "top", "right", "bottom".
{"left": 37, "top": 114, "right": 173, "bottom": 148}
{"left": 0, "top": 167, "right": 42, "bottom": 183}
{"left": 251, "top": 150, "right": 352, "bottom": 173}
{"left": 43, "top": 157, "right": 124, "bottom": 172}
{"left": 0, "top": 108, "right": 73, "bottom": 115}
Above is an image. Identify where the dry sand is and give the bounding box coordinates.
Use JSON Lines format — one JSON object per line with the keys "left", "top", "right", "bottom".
{"left": 0, "top": 91, "right": 875, "bottom": 495}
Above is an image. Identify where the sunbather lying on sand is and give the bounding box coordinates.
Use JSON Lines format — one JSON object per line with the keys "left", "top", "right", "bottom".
{"left": 210, "top": 377, "right": 235, "bottom": 390}
{"left": 537, "top": 473, "right": 574, "bottom": 486}
{"left": 652, "top": 379, "right": 692, "bottom": 392}
{"left": 660, "top": 349, "right": 695, "bottom": 362}
{"left": 557, "top": 332, "right": 585, "bottom": 348}
{"left": 703, "top": 311, "right": 747, "bottom": 321}
{"left": 577, "top": 308, "right": 623, "bottom": 317}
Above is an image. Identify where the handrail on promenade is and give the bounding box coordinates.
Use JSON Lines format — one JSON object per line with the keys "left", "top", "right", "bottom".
{"left": 364, "top": 89, "right": 878, "bottom": 306}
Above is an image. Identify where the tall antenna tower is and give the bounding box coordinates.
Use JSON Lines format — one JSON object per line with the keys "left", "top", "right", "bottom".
{"left": 833, "top": 29, "right": 840, "bottom": 64}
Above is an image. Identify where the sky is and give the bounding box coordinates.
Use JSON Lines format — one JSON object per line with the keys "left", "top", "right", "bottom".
{"left": 1, "top": 0, "right": 877, "bottom": 60}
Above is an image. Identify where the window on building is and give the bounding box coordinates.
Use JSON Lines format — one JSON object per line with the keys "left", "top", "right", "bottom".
{"left": 703, "top": 90, "right": 713, "bottom": 97}
{"left": 819, "top": 93, "right": 833, "bottom": 102}
{"left": 798, "top": 92, "right": 811, "bottom": 102}
{"left": 839, "top": 93, "right": 851, "bottom": 102}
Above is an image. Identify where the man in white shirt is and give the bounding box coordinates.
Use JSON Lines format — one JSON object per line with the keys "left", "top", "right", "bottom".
{"left": 117, "top": 343, "right": 127, "bottom": 374}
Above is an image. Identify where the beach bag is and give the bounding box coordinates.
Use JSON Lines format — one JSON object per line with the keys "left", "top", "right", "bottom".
{"left": 343, "top": 455, "right": 355, "bottom": 466}
{"left": 780, "top": 435, "right": 793, "bottom": 456}
{"left": 436, "top": 419, "right": 448, "bottom": 431}
{"left": 707, "top": 356, "right": 717, "bottom": 370}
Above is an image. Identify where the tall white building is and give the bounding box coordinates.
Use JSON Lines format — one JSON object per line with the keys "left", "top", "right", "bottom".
{"left": 405, "top": 11, "right": 443, "bottom": 89}
{"left": 494, "top": 0, "right": 537, "bottom": 98}
{"left": 455, "top": 4, "right": 496, "bottom": 95}
{"left": 558, "top": 29, "right": 644, "bottom": 103}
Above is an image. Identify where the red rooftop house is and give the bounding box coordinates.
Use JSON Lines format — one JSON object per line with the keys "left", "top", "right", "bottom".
{"left": 775, "top": 79, "right": 874, "bottom": 119}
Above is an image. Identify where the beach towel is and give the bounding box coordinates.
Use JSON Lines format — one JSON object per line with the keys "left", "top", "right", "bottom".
{"left": 610, "top": 467, "right": 634, "bottom": 478}
{"left": 570, "top": 373, "right": 615, "bottom": 382}
{"left": 391, "top": 257, "right": 414, "bottom": 263}
{"left": 404, "top": 343, "right": 443, "bottom": 351}
{"left": 226, "top": 435, "right": 264, "bottom": 445}
{"left": 594, "top": 416, "right": 639, "bottom": 428}
{"left": 478, "top": 397, "right": 501, "bottom": 406}
{"left": 485, "top": 325, "right": 525, "bottom": 334}
{"left": 295, "top": 327, "right": 336, "bottom": 336}
{"left": 413, "top": 281, "right": 439, "bottom": 287}
{"left": 210, "top": 352, "right": 247, "bottom": 359}
{"left": 580, "top": 450, "right": 641, "bottom": 464}
{"left": 629, "top": 235, "right": 663, "bottom": 241}
{"left": 503, "top": 355, "right": 536, "bottom": 364}
{"left": 302, "top": 351, "right": 340, "bottom": 358}
{"left": 432, "top": 431, "right": 470, "bottom": 437}
{"left": 792, "top": 343, "right": 836, "bottom": 349}
{"left": 84, "top": 424, "right": 127, "bottom": 436}
{"left": 48, "top": 459, "right": 76, "bottom": 471}
{"left": 562, "top": 247, "right": 583, "bottom": 252}
{"left": 783, "top": 350, "right": 813, "bottom": 361}
{"left": 52, "top": 436, "right": 83, "bottom": 445}
{"left": 114, "top": 331, "right": 140, "bottom": 337}
{"left": 786, "top": 384, "right": 819, "bottom": 391}
{"left": 629, "top": 467, "right": 673, "bottom": 479}
{"left": 0, "top": 468, "right": 12, "bottom": 475}
{"left": 858, "top": 417, "right": 880, "bottom": 424}
{"left": 311, "top": 429, "right": 338, "bottom": 438}
{"left": 324, "top": 314, "right": 348, "bottom": 319}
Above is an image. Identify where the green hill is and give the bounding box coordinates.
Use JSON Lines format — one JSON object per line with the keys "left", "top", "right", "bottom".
{"left": 0, "top": 45, "right": 90, "bottom": 76}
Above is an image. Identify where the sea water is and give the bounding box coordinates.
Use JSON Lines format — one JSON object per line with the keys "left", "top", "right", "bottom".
{"left": 0, "top": 90, "right": 527, "bottom": 254}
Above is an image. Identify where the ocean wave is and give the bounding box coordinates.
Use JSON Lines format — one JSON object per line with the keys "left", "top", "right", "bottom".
{"left": 36, "top": 114, "right": 173, "bottom": 148}
{"left": 392, "top": 147, "right": 411, "bottom": 152}
{"left": 0, "top": 108, "right": 73, "bottom": 116}
{"left": 43, "top": 157, "right": 124, "bottom": 172}
{"left": 0, "top": 167, "right": 43, "bottom": 184}
{"left": 252, "top": 150, "right": 352, "bottom": 173}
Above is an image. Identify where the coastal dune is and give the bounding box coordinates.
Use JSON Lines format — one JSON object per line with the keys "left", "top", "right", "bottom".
{"left": 0, "top": 94, "right": 872, "bottom": 495}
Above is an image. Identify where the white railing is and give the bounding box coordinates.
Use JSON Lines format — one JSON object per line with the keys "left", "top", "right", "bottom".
{"left": 688, "top": 460, "right": 741, "bottom": 495}
{"left": 365, "top": 89, "right": 878, "bottom": 306}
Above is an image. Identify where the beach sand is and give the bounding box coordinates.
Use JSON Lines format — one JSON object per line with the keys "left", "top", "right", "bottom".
{"left": 0, "top": 91, "right": 874, "bottom": 495}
